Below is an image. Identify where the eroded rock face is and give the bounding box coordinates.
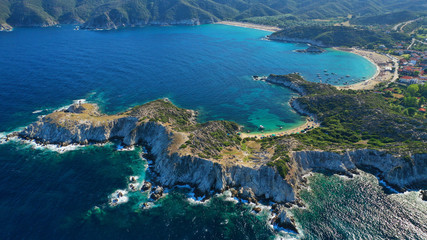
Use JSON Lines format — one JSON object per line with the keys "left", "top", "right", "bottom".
{"left": 271, "top": 204, "right": 298, "bottom": 233}
{"left": 16, "top": 104, "right": 296, "bottom": 203}
{"left": 15, "top": 102, "right": 426, "bottom": 204}
{"left": 20, "top": 117, "right": 139, "bottom": 144}
{"left": 293, "top": 150, "right": 427, "bottom": 188}
{"left": 151, "top": 141, "right": 296, "bottom": 203}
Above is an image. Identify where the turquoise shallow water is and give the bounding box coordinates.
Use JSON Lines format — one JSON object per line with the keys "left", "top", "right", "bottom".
{"left": 1, "top": 25, "right": 424, "bottom": 240}
{"left": 0, "top": 24, "right": 375, "bottom": 133}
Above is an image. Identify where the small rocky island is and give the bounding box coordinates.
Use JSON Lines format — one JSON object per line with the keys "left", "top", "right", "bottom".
{"left": 9, "top": 74, "right": 427, "bottom": 231}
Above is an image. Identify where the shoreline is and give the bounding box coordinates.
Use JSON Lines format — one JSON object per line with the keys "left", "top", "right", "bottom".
{"left": 216, "top": 21, "right": 282, "bottom": 33}
{"left": 333, "top": 47, "right": 396, "bottom": 90}
{"left": 240, "top": 116, "right": 320, "bottom": 139}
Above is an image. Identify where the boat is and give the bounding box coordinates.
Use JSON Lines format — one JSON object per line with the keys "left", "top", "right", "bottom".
{"left": 259, "top": 125, "right": 265, "bottom": 129}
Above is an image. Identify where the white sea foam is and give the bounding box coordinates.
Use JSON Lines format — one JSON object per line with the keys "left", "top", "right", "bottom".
{"left": 73, "top": 99, "right": 87, "bottom": 104}
{"left": 24, "top": 138, "right": 82, "bottom": 153}
{"left": 187, "top": 192, "right": 210, "bottom": 204}
{"left": 140, "top": 201, "right": 155, "bottom": 209}
{"left": 220, "top": 190, "right": 239, "bottom": 203}
{"left": 128, "top": 182, "right": 140, "bottom": 192}
{"left": 129, "top": 176, "right": 139, "bottom": 182}
{"left": 109, "top": 189, "right": 129, "bottom": 206}
{"left": 0, "top": 132, "right": 7, "bottom": 144}
{"left": 117, "top": 144, "right": 135, "bottom": 151}
{"left": 54, "top": 99, "right": 88, "bottom": 113}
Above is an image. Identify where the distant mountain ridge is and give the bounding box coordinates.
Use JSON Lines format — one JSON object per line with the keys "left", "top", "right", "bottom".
{"left": 0, "top": 0, "right": 426, "bottom": 30}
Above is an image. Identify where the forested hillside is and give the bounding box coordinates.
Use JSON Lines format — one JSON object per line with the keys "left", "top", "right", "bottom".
{"left": 0, "top": 0, "right": 426, "bottom": 30}
{"left": 269, "top": 26, "right": 411, "bottom": 47}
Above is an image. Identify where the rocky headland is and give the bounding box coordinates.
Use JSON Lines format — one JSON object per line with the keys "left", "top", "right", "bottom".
{"left": 7, "top": 74, "right": 427, "bottom": 231}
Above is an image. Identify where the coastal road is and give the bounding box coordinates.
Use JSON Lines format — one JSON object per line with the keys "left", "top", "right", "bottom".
{"left": 393, "top": 18, "right": 422, "bottom": 32}
{"left": 407, "top": 38, "right": 427, "bottom": 50}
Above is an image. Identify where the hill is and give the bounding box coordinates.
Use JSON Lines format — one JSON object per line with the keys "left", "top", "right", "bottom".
{"left": 269, "top": 26, "right": 411, "bottom": 47}
{"left": 350, "top": 10, "right": 425, "bottom": 26}
{"left": 1, "top": 0, "right": 426, "bottom": 30}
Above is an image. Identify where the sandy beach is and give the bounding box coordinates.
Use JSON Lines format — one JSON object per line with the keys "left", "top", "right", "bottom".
{"left": 240, "top": 117, "right": 320, "bottom": 139}
{"left": 334, "top": 47, "right": 398, "bottom": 90}
{"left": 214, "top": 23, "right": 397, "bottom": 135}
{"left": 216, "top": 21, "right": 282, "bottom": 32}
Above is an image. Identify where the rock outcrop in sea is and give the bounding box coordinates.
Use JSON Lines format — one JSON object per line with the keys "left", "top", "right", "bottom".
{"left": 9, "top": 74, "right": 427, "bottom": 231}
{"left": 0, "top": 23, "right": 13, "bottom": 32}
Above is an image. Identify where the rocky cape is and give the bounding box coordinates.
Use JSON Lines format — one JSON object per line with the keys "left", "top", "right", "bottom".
{"left": 267, "top": 34, "right": 327, "bottom": 48}
{"left": 6, "top": 75, "right": 427, "bottom": 230}
{"left": 14, "top": 101, "right": 425, "bottom": 192}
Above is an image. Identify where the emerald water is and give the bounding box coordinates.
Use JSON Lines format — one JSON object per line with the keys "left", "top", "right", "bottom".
{"left": 1, "top": 24, "right": 424, "bottom": 239}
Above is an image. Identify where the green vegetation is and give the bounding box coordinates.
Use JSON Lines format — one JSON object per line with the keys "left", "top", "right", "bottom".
{"left": 254, "top": 74, "right": 426, "bottom": 155}
{"left": 402, "top": 17, "right": 427, "bottom": 34}
{"left": 1, "top": 0, "right": 426, "bottom": 29}
{"left": 188, "top": 120, "right": 241, "bottom": 158}
{"left": 270, "top": 26, "right": 411, "bottom": 47}
{"left": 267, "top": 155, "right": 290, "bottom": 179}
{"left": 269, "top": 73, "right": 339, "bottom": 95}
{"left": 127, "top": 99, "right": 195, "bottom": 130}
{"left": 286, "top": 80, "right": 426, "bottom": 153}
{"left": 350, "top": 10, "right": 423, "bottom": 26}
{"left": 381, "top": 83, "right": 427, "bottom": 119}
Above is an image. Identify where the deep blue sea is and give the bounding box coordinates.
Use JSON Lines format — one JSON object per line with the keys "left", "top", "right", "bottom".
{"left": 0, "top": 25, "right": 425, "bottom": 240}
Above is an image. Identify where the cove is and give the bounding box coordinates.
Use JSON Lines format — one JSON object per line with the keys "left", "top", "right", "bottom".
{"left": 0, "top": 24, "right": 376, "bottom": 134}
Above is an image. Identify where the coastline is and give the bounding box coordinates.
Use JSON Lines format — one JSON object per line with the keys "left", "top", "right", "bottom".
{"left": 333, "top": 47, "right": 396, "bottom": 90}
{"left": 240, "top": 117, "right": 320, "bottom": 139}
{"left": 216, "top": 21, "right": 282, "bottom": 32}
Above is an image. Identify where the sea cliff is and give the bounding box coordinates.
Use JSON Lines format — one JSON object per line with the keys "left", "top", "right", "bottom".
{"left": 14, "top": 96, "right": 426, "bottom": 195}
{"left": 8, "top": 74, "right": 427, "bottom": 230}
{"left": 15, "top": 100, "right": 296, "bottom": 203}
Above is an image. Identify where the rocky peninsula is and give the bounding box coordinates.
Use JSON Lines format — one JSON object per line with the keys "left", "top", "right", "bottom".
{"left": 8, "top": 74, "right": 427, "bottom": 230}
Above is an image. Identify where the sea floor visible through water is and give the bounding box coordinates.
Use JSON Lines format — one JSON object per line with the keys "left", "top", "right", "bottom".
{"left": 0, "top": 24, "right": 424, "bottom": 240}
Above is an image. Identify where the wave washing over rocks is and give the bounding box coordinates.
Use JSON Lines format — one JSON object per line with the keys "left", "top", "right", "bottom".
{"left": 7, "top": 78, "right": 427, "bottom": 235}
